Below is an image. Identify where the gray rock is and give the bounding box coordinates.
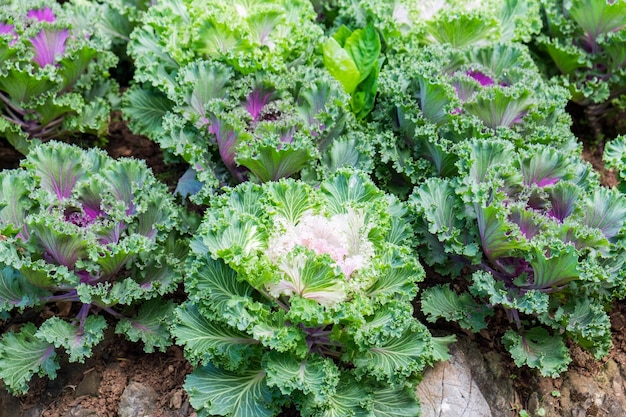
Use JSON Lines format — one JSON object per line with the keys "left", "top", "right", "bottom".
{"left": 417, "top": 340, "right": 492, "bottom": 417}
{"left": 22, "top": 406, "right": 44, "bottom": 417}
{"left": 416, "top": 337, "right": 517, "bottom": 417}
{"left": 62, "top": 405, "right": 102, "bottom": 417}
{"left": 75, "top": 371, "right": 102, "bottom": 397}
{"left": 118, "top": 381, "right": 158, "bottom": 417}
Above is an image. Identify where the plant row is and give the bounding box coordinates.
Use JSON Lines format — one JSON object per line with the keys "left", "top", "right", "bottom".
{"left": 2, "top": 0, "right": 626, "bottom": 416}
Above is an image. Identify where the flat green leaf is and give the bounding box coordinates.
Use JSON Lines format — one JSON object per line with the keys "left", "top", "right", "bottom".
{"left": 123, "top": 85, "right": 174, "bottom": 137}
{"left": 0, "top": 323, "right": 59, "bottom": 395}
{"left": 322, "top": 37, "right": 361, "bottom": 95}
{"left": 343, "top": 23, "right": 381, "bottom": 86}
{"left": 237, "top": 142, "right": 314, "bottom": 183}
{"left": 371, "top": 385, "right": 420, "bottom": 417}
{"left": 351, "top": 58, "right": 380, "bottom": 120}
{"left": 184, "top": 363, "right": 284, "bottom": 417}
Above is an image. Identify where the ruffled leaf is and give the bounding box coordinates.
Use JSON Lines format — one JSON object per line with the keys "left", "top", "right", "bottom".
{"left": 116, "top": 299, "right": 176, "bottom": 353}
{"left": 0, "top": 323, "right": 58, "bottom": 395}
{"left": 184, "top": 364, "right": 284, "bottom": 417}
{"left": 421, "top": 285, "right": 491, "bottom": 332}
{"left": 502, "top": 327, "right": 571, "bottom": 378}
{"left": 37, "top": 315, "right": 107, "bottom": 363}
{"left": 173, "top": 303, "right": 260, "bottom": 369}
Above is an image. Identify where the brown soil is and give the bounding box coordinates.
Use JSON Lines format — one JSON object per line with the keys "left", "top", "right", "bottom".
{"left": 0, "top": 106, "right": 625, "bottom": 416}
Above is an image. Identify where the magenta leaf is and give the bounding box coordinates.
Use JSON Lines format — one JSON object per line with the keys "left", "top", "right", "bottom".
{"left": 0, "top": 23, "right": 15, "bottom": 35}
{"left": 27, "top": 7, "right": 56, "bottom": 23}
{"left": 466, "top": 69, "right": 495, "bottom": 86}
{"left": 245, "top": 82, "right": 276, "bottom": 122}
{"left": 30, "top": 28, "right": 68, "bottom": 67}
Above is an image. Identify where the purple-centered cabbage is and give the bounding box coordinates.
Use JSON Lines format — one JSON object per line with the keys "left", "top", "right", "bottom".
{"left": 369, "top": 42, "right": 577, "bottom": 197}
{"left": 534, "top": 0, "right": 626, "bottom": 122}
{"left": 125, "top": 61, "right": 373, "bottom": 201}
{"left": 0, "top": 141, "right": 185, "bottom": 394}
{"left": 411, "top": 139, "right": 626, "bottom": 377}
{"left": 0, "top": 0, "right": 118, "bottom": 154}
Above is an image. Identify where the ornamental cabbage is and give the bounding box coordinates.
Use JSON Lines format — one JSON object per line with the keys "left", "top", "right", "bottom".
{"left": 127, "top": 0, "right": 324, "bottom": 91}
{"left": 0, "top": 141, "right": 185, "bottom": 394}
{"left": 534, "top": 0, "right": 626, "bottom": 124}
{"left": 328, "top": 0, "right": 542, "bottom": 51}
{"left": 172, "top": 169, "right": 448, "bottom": 417}
{"left": 0, "top": 0, "right": 119, "bottom": 154}
{"left": 370, "top": 42, "right": 577, "bottom": 197}
{"left": 124, "top": 61, "right": 373, "bottom": 201}
{"left": 411, "top": 139, "right": 626, "bottom": 377}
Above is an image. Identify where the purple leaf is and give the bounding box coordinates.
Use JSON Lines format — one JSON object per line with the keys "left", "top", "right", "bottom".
{"left": 244, "top": 83, "right": 275, "bottom": 122}
{"left": 30, "top": 28, "right": 68, "bottom": 67}
{"left": 27, "top": 7, "right": 56, "bottom": 23}
{"left": 0, "top": 23, "right": 15, "bottom": 35}
{"left": 509, "top": 208, "right": 543, "bottom": 239}
{"left": 547, "top": 184, "right": 579, "bottom": 222}
{"left": 208, "top": 115, "right": 245, "bottom": 181}
{"left": 467, "top": 69, "right": 495, "bottom": 86}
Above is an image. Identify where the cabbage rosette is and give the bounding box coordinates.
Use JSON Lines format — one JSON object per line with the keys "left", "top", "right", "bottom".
{"left": 0, "top": 0, "right": 118, "bottom": 154}
{"left": 0, "top": 141, "right": 185, "bottom": 394}
{"left": 413, "top": 139, "right": 626, "bottom": 377}
{"left": 173, "top": 169, "right": 444, "bottom": 417}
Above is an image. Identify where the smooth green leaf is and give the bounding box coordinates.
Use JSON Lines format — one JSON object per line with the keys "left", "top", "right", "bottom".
{"left": 322, "top": 37, "right": 361, "bottom": 95}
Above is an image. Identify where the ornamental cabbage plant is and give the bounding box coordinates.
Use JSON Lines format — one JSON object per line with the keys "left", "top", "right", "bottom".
{"left": 370, "top": 42, "right": 577, "bottom": 196}
{"left": 172, "top": 169, "right": 448, "bottom": 417}
{"left": 127, "top": 0, "right": 323, "bottom": 91}
{"left": 328, "top": 0, "right": 542, "bottom": 51}
{"left": 412, "top": 139, "right": 626, "bottom": 377}
{"left": 125, "top": 61, "right": 373, "bottom": 201}
{"left": 534, "top": 0, "right": 626, "bottom": 131}
{"left": 0, "top": 0, "right": 119, "bottom": 154}
{"left": 0, "top": 141, "right": 185, "bottom": 394}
